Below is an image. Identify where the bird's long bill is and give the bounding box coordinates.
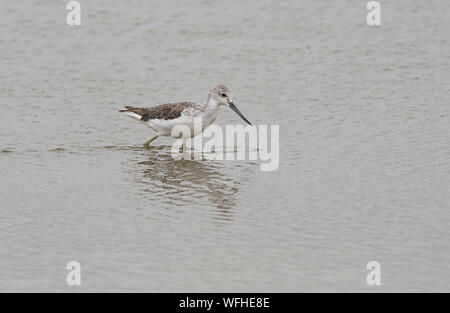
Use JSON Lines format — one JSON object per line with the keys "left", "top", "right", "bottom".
{"left": 228, "top": 102, "right": 252, "bottom": 126}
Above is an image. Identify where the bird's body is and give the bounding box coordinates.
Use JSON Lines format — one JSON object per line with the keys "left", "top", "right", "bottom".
{"left": 119, "top": 85, "right": 252, "bottom": 148}
{"left": 121, "top": 101, "right": 218, "bottom": 137}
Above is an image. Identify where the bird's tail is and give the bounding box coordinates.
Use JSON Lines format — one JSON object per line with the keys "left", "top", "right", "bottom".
{"left": 118, "top": 106, "right": 137, "bottom": 113}
{"left": 119, "top": 106, "right": 144, "bottom": 121}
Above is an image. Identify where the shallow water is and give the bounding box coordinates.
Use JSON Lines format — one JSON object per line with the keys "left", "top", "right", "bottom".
{"left": 0, "top": 0, "right": 449, "bottom": 292}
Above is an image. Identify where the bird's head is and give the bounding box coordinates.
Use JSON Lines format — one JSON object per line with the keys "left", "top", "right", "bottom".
{"left": 208, "top": 84, "right": 252, "bottom": 125}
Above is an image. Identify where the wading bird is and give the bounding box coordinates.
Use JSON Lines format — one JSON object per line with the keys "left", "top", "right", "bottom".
{"left": 119, "top": 84, "right": 252, "bottom": 148}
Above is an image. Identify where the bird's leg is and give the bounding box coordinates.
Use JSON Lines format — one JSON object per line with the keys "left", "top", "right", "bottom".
{"left": 143, "top": 135, "right": 159, "bottom": 149}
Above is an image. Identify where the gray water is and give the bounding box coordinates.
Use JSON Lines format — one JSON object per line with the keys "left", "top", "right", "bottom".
{"left": 1, "top": 0, "right": 449, "bottom": 292}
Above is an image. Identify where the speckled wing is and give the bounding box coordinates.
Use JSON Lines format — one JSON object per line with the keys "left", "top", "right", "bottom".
{"left": 119, "top": 102, "right": 199, "bottom": 121}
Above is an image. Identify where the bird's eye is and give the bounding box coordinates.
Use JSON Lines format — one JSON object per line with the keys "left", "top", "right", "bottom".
{"left": 220, "top": 93, "right": 227, "bottom": 97}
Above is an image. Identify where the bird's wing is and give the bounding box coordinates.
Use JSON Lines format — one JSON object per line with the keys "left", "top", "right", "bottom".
{"left": 119, "top": 102, "right": 199, "bottom": 121}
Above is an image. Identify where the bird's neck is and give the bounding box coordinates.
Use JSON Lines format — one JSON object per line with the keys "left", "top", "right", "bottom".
{"left": 204, "top": 96, "right": 220, "bottom": 111}
{"left": 202, "top": 97, "right": 220, "bottom": 123}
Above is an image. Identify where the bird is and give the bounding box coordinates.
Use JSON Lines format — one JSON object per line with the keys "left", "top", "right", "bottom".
{"left": 119, "top": 84, "right": 252, "bottom": 148}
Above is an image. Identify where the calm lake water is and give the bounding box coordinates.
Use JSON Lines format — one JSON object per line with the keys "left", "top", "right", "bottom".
{"left": 0, "top": 0, "right": 449, "bottom": 292}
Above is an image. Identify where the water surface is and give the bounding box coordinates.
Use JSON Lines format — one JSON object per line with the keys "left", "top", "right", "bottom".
{"left": 0, "top": 0, "right": 449, "bottom": 291}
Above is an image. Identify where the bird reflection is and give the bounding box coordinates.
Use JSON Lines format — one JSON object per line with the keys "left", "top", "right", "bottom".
{"left": 130, "top": 146, "right": 239, "bottom": 222}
